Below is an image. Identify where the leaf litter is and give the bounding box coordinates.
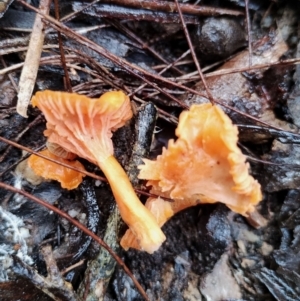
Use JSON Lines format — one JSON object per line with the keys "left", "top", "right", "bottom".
{"left": 1, "top": 1, "right": 300, "bottom": 301}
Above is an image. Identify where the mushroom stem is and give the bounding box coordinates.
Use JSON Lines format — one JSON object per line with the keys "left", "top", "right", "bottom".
{"left": 97, "top": 155, "right": 166, "bottom": 254}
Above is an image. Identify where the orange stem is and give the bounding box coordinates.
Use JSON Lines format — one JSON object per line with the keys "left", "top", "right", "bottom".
{"left": 97, "top": 155, "right": 166, "bottom": 254}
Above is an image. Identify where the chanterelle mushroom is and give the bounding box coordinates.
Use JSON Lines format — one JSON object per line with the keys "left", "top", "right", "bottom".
{"left": 31, "top": 90, "right": 165, "bottom": 253}
{"left": 28, "top": 149, "right": 85, "bottom": 190}
{"left": 121, "top": 103, "right": 262, "bottom": 251}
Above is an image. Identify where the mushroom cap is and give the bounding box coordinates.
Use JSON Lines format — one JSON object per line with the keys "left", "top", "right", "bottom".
{"left": 28, "top": 149, "right": 85, "bottom": 189}
{"left": 31, "top": 90, "right": 133, "bottom": 164}
{"left": 138, "top": 103, "right": 262, "bottom": 215}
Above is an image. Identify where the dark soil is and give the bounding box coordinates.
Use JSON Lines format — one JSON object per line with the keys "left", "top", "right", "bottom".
{"left": 1, "top": 1, "right": 300, "bottom": 301}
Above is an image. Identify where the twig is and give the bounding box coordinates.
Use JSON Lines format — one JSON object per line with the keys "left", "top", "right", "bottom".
{"left": 247, "top": 156, "right": 300, "bottom": 169}
{"left": 237, "top": 124, "right": 300, "bottom": 144}
{"left": 174, "top": 0, "right": 214, "bottom": 104}
{"left": 0, "top": 44, "right": 58, "bottom": 57}
{"left": 41, "top": 245, "right": 69, "bottom": 288}
{"left": 16, "top": 0, "right": 51, "bottom": 117}
{"left": 80, "top": 3, "right": 200, "bottom": 24}
{"left": 129, "top": 49, "right": 191, "bottom": 97}
{"left": 245, "top": 0, "right": 252, "bottom": 66}
{"left": 54, "top": 0, "right": 72, "bottom": 92}
{"left": 100, "top": 0, "right": 244, "bottom": 17}
{"left": 0, "top": 62, "right": 24, "bottom": 75}
{"left": 61, "top": 260, "right": 85, "bottom": 276}
{"left": 78, "top": 203, "right": 121, "bottom": 300}
{"left": 61, "top": 0, "right": 101, "bottom": 23}
{"left": 173, "top": 57, "right": 300, "bottom": 80}
{"left": 261, "top": 2, "right": 275, "bottom": 25}
{"left": 132, "top": 95, "right": 179, "bottom": 125}
{"left": 0, "top": 56, "right": 18, "bottom": 91}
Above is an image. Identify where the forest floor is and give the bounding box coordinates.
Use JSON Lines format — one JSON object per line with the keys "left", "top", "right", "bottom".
{"left": 1, "top": 1, "right": 300, "bottom": 300}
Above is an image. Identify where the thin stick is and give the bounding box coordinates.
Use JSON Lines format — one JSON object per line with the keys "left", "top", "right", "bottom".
{"left": 99, "top": 0, "right": 244, "bottom": 17}
{"left": 181, "top": 57, "right": 300, "bottom": 79}
{"left": 0, "top": 56, "right": 18, "bottom": 91}
{"left": 129, "top": 49, "right": 191, "bottom": 97}
{"left": 245, "top": 0, "right": 252, "bottom": 66}
{"left": 60, "top": 260, "right": 85, "bottom": 276}
{"left": 61, "top": 0, "right": 100, "bottom": 23}
{"left": 53, "top": 0, "right": 72, "bottom": 92}
{"left": 174, "top": 0, "right": 214, "bottom": 104}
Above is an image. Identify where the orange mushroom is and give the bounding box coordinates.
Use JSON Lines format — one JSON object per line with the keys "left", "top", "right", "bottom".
{"left": 31, "top": 90, "right": 166, "bottom": 253}
{"left": 121, "top": 103, "right": 262, "bottom": 251}
{"left": 28, "top": 149, "right": 85, "bottom": 189}
{"left": 46, "top": 141, "right": 77, "bottom": 160}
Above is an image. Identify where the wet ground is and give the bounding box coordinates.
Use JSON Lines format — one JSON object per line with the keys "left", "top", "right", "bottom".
{"left": 1, "top": 1, "right": 300, "bottom": 300}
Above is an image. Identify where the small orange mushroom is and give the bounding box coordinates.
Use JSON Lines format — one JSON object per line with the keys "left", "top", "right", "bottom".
{"left": 28, "top": 149, "right": 85, "bottom": 189}
{"left": 31, "top": 90, "right": 166, "bottom": 253}
{"left": 46, "top": 141, "right": 77, "bottom": 160}
{"left": 121, "top": 103, "right": 262, "bottom": 251}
